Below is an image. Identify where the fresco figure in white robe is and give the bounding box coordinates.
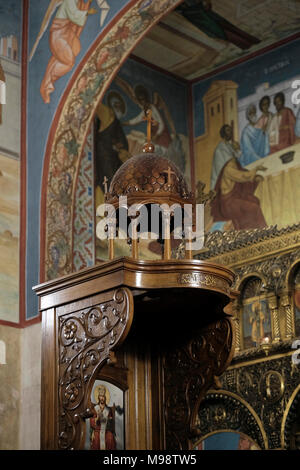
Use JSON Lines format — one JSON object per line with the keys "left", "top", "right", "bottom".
{"left": 240, "top": 103, "right": 269, "bottom": 166}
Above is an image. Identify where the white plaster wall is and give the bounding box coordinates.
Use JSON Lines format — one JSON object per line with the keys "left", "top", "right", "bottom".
{"left": 0, "top": 340, "right": 5, "bottom": 364}
{"left": 19, "top": 322, "right": 41, "bottom": 450}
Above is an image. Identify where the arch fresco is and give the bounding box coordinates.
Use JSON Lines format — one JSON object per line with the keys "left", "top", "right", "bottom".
{"left": 41, "top": 0, "right": 183, "bottom": 282}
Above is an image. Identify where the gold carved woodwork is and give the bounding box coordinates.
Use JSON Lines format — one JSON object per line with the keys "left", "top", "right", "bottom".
{"left": 268, "top": 295, "right": 281, "bottom": 344}
{"left": 193, "top": 223, "right": 300, "bottom": 449}
{"left": 197, "top": 225, "right": 300, "bottom": 270}
{"left": 195, "top": 226, "right": 300, "bottom": 352}
{"left": 280, "top": 291, "right": 295, "bottom": 341}
{"left": 234, "top": 315, "right": 241, "bottom": 354}
{"left": 259, "top": 370, "right": 285, "bottom": 404}
{"left": 227, "top": 294, "right": 241, "bottom": 354}
{"left": 177, "top": 272, "right": 230, "bottom": 294}
{"left": 190, "top": 355, "right": 296, "bottom": 449}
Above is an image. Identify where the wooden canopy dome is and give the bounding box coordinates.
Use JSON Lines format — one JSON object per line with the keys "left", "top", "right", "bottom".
{"left": 105, "top": 152, "right": 194, "bottom": 208}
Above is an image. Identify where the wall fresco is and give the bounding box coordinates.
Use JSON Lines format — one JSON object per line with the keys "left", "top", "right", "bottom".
{"left": 193, "top": 38, "right": 300, "bottom": 234}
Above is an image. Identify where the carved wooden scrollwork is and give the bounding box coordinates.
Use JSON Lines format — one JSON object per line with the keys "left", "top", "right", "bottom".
{"left": 58, "top": 288, "right": 134, "bottom": 449}
{"left": 283, "top": 388, "right": 300, "bottom": 449}
{"left": 219, "top": 354, "right": 300, "bottom": 449}
{"left": 192, "top": 391, "right": 266, "bottom": 450}
{"left": 163, "top": 316, "right": 235, "bottom": 450}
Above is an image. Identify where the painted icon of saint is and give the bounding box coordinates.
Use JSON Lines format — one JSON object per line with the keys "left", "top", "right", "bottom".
{"left": 249, "top": 301, "right": 265, "bottom": 346}
{"left": 89, "top": 384, "right": 116, "bottom": 450}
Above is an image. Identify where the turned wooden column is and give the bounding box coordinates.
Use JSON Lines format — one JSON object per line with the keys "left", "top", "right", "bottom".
{"left": 268, "top": 295, "right": 281, "bottom": 344}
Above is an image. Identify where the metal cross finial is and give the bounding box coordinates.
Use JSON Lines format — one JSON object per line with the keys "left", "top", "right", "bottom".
{"left": 142, "top": 108, "right": 157, "bottom": 153}
{"left": 144, "top": 108, "right": 154, "bottom": 143}
{"left": 163, "top": 166, "right": 176, "bottom": 185}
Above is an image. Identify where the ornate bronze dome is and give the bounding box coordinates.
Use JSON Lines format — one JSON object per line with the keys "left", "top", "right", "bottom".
{"left": 105, "top": 153, "right": 193, "bottom": 207}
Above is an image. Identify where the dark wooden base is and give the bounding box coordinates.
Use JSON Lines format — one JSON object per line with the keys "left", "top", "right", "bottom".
{"left": 34, "top": 257, "right": 235, "bottom": 450}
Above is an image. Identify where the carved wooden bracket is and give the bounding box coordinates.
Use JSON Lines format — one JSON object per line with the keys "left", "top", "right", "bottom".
{"left": 57, "top": 287, "right": 134, "bottom": 449}
{"left": 163, "top": 316, "right": 235, "bottom": 450}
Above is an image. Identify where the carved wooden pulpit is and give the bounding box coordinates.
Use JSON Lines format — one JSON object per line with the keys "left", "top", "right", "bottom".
{"left": 34, "top": 129, "right": 236, "bottom": 450}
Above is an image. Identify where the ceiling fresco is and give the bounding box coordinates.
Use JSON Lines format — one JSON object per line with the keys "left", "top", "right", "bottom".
{"left": 133, "top": 0, "right": 300, "bottom": 80}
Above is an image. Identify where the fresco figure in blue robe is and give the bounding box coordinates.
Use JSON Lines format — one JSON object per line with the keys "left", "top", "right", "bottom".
{"left": 240, "top": 104, "right": 270, "bottom": 166}
{"left": 210, "top": 123, "right": 267, "bottom": 231}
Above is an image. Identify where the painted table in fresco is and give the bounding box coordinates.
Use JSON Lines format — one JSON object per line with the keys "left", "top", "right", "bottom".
{"left": 246, "top": 142, "right": 300, "bottom": 228}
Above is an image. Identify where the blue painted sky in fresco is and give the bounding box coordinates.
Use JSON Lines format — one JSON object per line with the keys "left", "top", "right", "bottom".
{"left": 0, "top": 0, "right": 22, "bottom": 41}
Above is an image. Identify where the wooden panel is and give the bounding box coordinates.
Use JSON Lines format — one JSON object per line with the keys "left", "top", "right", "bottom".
{"left": 124, "top": 344, "right": 159, "bottom": 450}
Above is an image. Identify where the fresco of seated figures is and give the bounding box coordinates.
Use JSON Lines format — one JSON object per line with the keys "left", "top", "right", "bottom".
{"left": 193, "top": 38, "right": 300, "bottom": 235}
